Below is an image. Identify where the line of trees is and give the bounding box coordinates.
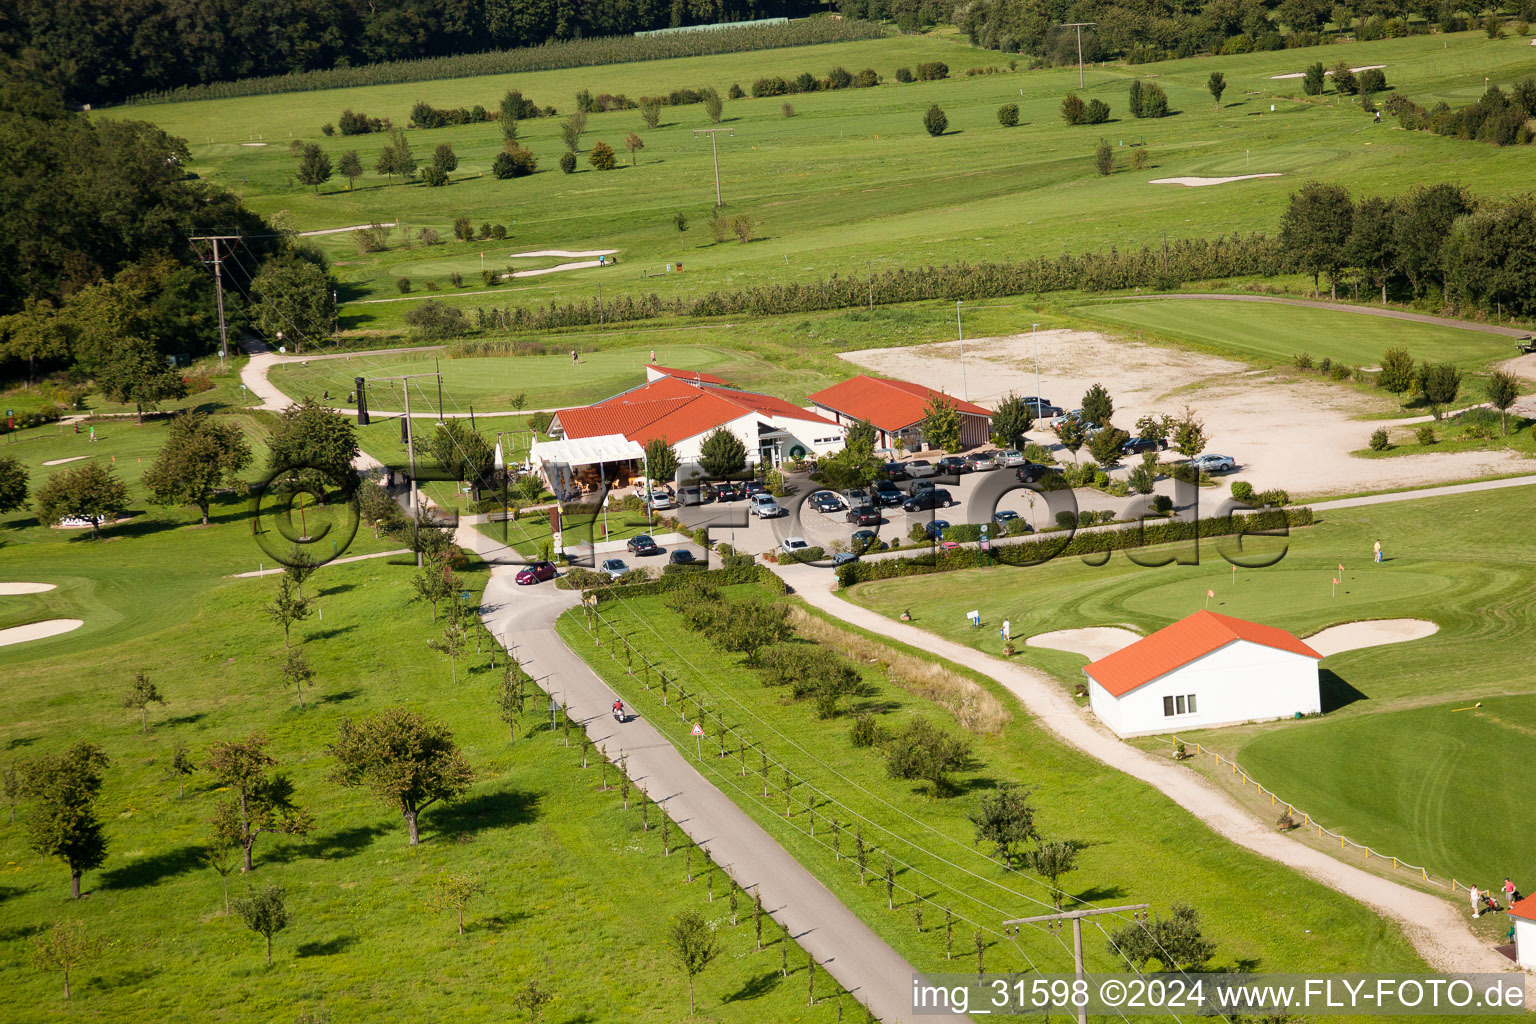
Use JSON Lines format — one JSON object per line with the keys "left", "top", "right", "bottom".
{"left": 1386, "top": 79, "right": 1536, "bottom": 147}
{"left": 1280, "top": 180, "right": 1536, "bottom": 316}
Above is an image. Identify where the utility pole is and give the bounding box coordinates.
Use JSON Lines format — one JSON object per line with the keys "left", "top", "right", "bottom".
{"left": 189, "top": 235, "right": 241, "bottom": 365}
{"left": 1031, "top": 322, "right": 1042, "bottom": 416}
{"left": 693, "top": 128, "right": 733, "bottom": 207}
{"left": 956, "top": 300, "right": 967, "bottom": 402}
{"left": 368, "top": 372, "right": 442, "bottom": 567}
{"left": 1003, "top": 903, "right": 1148, "bottom": 1024}
{"left": 1062, "top": 23, "right": 1097, "bottom": 88}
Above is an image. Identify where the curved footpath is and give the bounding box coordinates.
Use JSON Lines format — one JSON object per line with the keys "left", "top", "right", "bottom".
{"left": 1104, "top": 293, "right": 1533, "bottom": 338}
{"left": 771, "top": 562, "right": 1532, "bottom": 995}
{"left": 476, "top": 566, "right": 948, "bottom": 1023}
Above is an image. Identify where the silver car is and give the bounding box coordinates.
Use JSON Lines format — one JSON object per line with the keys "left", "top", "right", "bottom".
{"left": 1191, "top": 454, "right": 1237, "bottom": 473}
{"left": 600, "top": 558, "right": 629, "bottom": 579}
{"left": 997, "top": 449, "right": 1027, "bottom": 467}
{"left": 906, "top": 459, "right": 938, "bottom": 478}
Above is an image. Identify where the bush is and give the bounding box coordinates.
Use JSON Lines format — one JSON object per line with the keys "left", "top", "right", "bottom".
{"left": 924, "top": 104, "right": 948, "bottom": 136}
{"left": 1318, "top": 356, "right": 1332, "bottom": 374}
{"left": 1293, "top": 352, "right": 1313, "bottom": 370}
{"left": 492, "top": 146, "right": 538, "bottom": 178}
{"left": 1084, "top": 99, "right": 1110, "bottom": 124}
{"left": 850, "top": 713, "right": 885, "bottom": 748}
{"left": 1061, "top": 93, "right": 1086, "bottom": 125}
{"left": 1330, "top": 363, "right": 1352, "bottom": 381}
{"left": 782, "top": 102, "right": 795, "bottom": 118}
{"left": 1358, "top": 68, "right": 1387, "bottom": 95}
{"left": 915, "top": 62, "right": 949, "bottom": 81}
{"left": 728, "top": 82, "right": 745, "bottom": 99}
{"left": 894, "top": 67, "right": 914, "bottom": 83}
{"left": 480, "top": 269, "right": 497, "bottom": 286}
{"left": 825, "top": 66, "right": 852, "bottom": 89}
{"left": 320, "top": 123, "right": 334, "bottom": 136}
{"left": 559, "top": 151, "right": 576, "bottom": 174}
{"left": 752, "top": 76, "right": 788, "bottom": 97}
{"left": 854, "top": 68, "right": 879, "bottom": 88}
{"left": 1230, "top": 480, "right": 1255, "bottom": 503}
{"left": 792, "top": 71, "right": 817, "bottom": 93}
{"left": 395, "top": 277, "right": 411, "bottom": 293}
{"left": 1131, "top": 147, "right": 1149, "bottom": 170}
{"left": 1416, "top": 424, "right": 1437, "bottom": 445}
{"left": 1150, "top": 494, "right": 1174, "bottom": 514}
{"left": 998, "top": 103, "right": 1019, "bottom": 127}
{"left": 1256, "top": 488, "right": 1290, "bottom": 507}
{"left": 403, "top": 300, "right": 470, "bottom": 340}
{"left": 588, "top": 141, "right": 616, "bottom": 170}
{"left": 1369, "top": 428, "right": 1390, "bottom": 451}
{"left": 448, "top": 272, "right": 463, "bottom": 288}
{"left": 1055, "top": 510, "right": 1078, "bottom": 529}
{"left": 1094, "top": 138, "right": 1114, "bottom": 175}
{"left": 421, "top": 165, "right": 447, "bottom": 187}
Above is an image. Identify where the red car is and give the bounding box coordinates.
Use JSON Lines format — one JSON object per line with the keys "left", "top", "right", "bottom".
{"left": 515, "top": 561, "right": 558, "bottom": 585}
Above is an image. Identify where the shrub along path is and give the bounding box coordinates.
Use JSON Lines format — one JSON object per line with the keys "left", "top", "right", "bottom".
{"left": 773, "top": 559, "right": 1528, "bottom": 988}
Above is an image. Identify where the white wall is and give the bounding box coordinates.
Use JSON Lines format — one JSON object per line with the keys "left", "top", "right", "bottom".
{"left": 1089, "top": 640, "right": 1320, "bottom": 738}
{"left": 1517, "top": 917, "right": 1536, "bottom": 969}
{"left": 672, "top": 413, "right": 844, "bottom": 468}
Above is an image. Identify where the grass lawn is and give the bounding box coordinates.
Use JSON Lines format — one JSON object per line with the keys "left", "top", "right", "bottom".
{"left": 0, "top": 436, "right": 832, "bottom": 1022}
{"left": 105, "top": 31, "right": 1536, "bottom": 334}
{"left": 557, "top": 585, "right": 1425, "bottom": 990}
{"left": 844, "top": 485, "right": 1536, "bottom": 889}
{"left": 474, "top": 504, "right": 663, "bottom": 558}
{"left": 1, "top": 356, "right": 252, "bottom": 419}
{"left": 1072, "top": 298, "right": 1518, "bottom": 370}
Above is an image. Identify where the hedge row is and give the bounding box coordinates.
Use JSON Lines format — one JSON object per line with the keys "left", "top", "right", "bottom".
{"left": 124, "top": 19, "right": 886, "bottom": 105}
{"left": 581, "top": 562, "right": 785, "bottom": 602}
{"left": 472, "top": 233, "right": 1286, "bottom": 333}
{"left": 835, "top": 509, "right": 1313, "bottom": 586}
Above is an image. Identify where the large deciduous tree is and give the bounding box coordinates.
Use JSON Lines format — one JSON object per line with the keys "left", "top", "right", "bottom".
{"left": 20, "top": 743, "right": 111, "bottom": 898}
{"left": 968, "top": 782, "right": 1039, "bottom": 868}
{"left": 0, "top": 299, "right": 69, "bottom": 382}
{"left": 1345, "top": 196, "right": 1399, "bottom": 304}
{"left": 426, "top": 418, "right": 493, "bottom": 483}
{"left": 0, "top": 453, "right": 29, "bottom": 514}
{"left": 33, "top": 462, "right": 130, "bottom": 538}
{"left": 1393, "top": 183, "right": 1473, "bottom": 298}
{"left": 250, "top": 256, "right": 335, "bottom": 353}
{"left": 990, "top": 394, "right": 1034, "bottom": 450}
{"left": 266, "top": 398, "right": 359, "bottom": 497}
{"left": 205, "top": 733, "right": 315, "bottom": 872}
{"left": 295, "top": 144, "right": 332, "bottom": 193}
{"left": 1279, "top": 181, "right": 1354, "bottom": 298}
{"left": 329, "top": 707, "right": 474, "bottom": 846}
{"left": 143, "top": 412, "right": 253, "bottom": 525}
{"left": 920, "top": 395, "right": 962, "bottom": 453}
{"left": 698, "top": 427, "right": 747, "bottom": 479}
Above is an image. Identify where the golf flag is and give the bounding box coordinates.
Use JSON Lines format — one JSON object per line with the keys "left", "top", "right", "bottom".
{"left": 1205, "top": 588, "right": 1213, "bottom": 608}
{"left": 1332, "top": 577, "right": 1339, "bottom": 597}
{"left": 1338, "top": 563, "right": 1345, "bottom": 574}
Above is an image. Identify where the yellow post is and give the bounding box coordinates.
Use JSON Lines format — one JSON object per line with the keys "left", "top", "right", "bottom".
{"left": 1393, "top": 858, "right": 1398, "bottom": 870}
{"left": 1317, "top": 825, "right": 1322, "bottom": 838}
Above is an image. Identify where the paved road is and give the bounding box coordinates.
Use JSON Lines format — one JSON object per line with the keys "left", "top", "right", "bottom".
{"left": 1105, "top": 293, "right": 1534, "bottom": 338}
{"left": 477, "top": 568, "right": 950, "bottom": 1024}
{"left": 772, "top": 562, "right": 1531, "bottom": 994}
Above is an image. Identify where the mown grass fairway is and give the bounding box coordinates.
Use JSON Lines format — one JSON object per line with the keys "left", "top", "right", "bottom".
{"left": 109, "top": 31, "right": 1536, "bottom": 333}
{"left": 845, "top": 485, "right": 1536, "bottom": 886}
{"left": 1073, "top": 298, "right": 1518, "bottom": 369}
{"left": 0, "top": 421, "right": 831, "bottom": 1022}
{"left": 556, "top": 586, "right": 1425, "bottom": 984}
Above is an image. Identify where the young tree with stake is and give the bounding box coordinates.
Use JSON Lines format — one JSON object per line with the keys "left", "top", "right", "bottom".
{"left": 206, "top": 733, "right": 315, "bottom": 872}
{"left": 29, "top": 920, "right": 105, "bottom": 1000}
{"left": 122, "top": 670, "right": 165, "bottom": 732}
{"left": 428, "top": 872, "right": 485, "bottom": 937}
{"left": 233, "top": 884, "right": 289, "bottom": 966}
{"left": 666, "top": 910, "right": 720, "bottom": 1015}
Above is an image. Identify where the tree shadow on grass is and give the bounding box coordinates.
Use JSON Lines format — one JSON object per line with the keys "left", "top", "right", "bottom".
{"left": 318, "top": 583, "right": 357, "bottom": 597}
{"left": 298, "top": 823, "right": 392, "bottom": 861}
{"left": 102, "top": 966, "right": 161, "bottom": 990}
{"left": 6, "top": 735, "right": 40, "bottom": 750}
{"left": 99, "top": 843, "right": 205, "bottom": 890}
{"left": 430, "top": 788, "right": 540, "bottom": 839}
{"left": 480, "top": 909, "right": 532, "bottom": 933}
{"left": 0, "top": 922, "right": 43, "bottom": 943}
{"left": 306, "top": 625, "right": 358, "bottom": 642}
{"left": 0, "top": 884, "right": 25, "bottom": 905}
{"left": 1320, "top": 668, "right": 1368, "bottom": 713}
{"left": 1073, "top": 884, "right": 1128, "bottom": 903}
{"left": 318, "top": 688, "right": 361, "bottom": 704}
{"left": 162, "top": 712, "right": 206, "bottom": 728}
{"left": 297, "top": 935, "right": 358, "bottom": 957}
{"left": 721, "top": 971, "right": 782, "bottom": 1003}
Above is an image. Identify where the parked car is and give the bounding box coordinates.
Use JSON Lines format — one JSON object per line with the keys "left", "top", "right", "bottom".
{"left": 677, "top": 485, "right": 710, "bottom": 506}
{"left": 845, "top": 505, "right": 881, "bottom": 526}
{"left": 832, "top": 551, "right": 860, "bottom": 566}
{"left": 626, "top": 534, "right": 660, "bottom": 556}
{"left": 749, "top": 493, "right": 787, "bottom": 518}
{"left": 1122, "top": 436, "right": 1170, "bottom": 456}
{"left": 882, "top": 461, "right": 910, "bottom": 481}
{"left": 668, "top": 549, "right": 698, "bottom": 566}
{"left": 849, "top": 529, "right": 884, "bottom": 553}
{"left": 873, "top": 480, "right": 904, "bottom": 507}
{"left": 905, "top": 459, "right": 937, "bottom": 478}
{"left": 964, "top": 452, "right": 1000, "bottom": 471}
{"left": 810, "top": 490, "right": 844, "bottom": 513}
{"left": 1048, "top": 409, "right": 1083, "bottom": 430}
{"left": 743, "top": 480, "right": 766, "bottom": 495}
{"left": 924, "top": 519, "right": 951, "bottom": 539}
{"left": 997, "top": 449, "right": 1027, "bottom": 467}
{"left": 1015, "top": 463, "right": 1053, "bottom": 484}
{"left": 992, "top": 510, "right": 1030, "bottom": 532}
{"left": 839, "top": 487, "right": 873, "bottom": 508}
{"left": 902, "top": 488, "right": 954, "bottom": 512}
{"left": 514, "top": 561, "right": 558, "bottom": 585}
{"left": 643, "top": 491, "right": 675, "bottom": 511}
{"left": 1190, "top": 453, "right": 1237, "bottom": 473}
{"left": 713, "top": 481, "right": 744, "bottom": 502}
{"left": 1023, "top": 398, "right": 1064, "bottom": 419}
{"left": 935, "top": 456, "right": 971, "bottom": 475}
{"left": 599, "top": 558, "right": 629, "bottom": 579}
{"left": 909, "top": 479, "right": 936, "bottom": 494}
{"left": 779, "top": 537, "right": 811, "bottom": 556}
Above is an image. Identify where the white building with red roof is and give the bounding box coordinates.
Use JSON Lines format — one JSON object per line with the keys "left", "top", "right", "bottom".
{"left": 807, "top": 374, "right": 993, "bottom": 451}
{"left": 1082, "top": 610, "right": 1323, "bottom": 738}
{"left": 1510, "top": 893, "right": 1536, "bottom": 969}
{"left": 549, "top": 374, "right": 844, "bottom": 471}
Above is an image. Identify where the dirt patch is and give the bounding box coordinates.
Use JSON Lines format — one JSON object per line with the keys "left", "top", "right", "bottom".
{"left": 1305, "top": 618, "right": 1439, "bottom": 657}
{"left": 1026, "top": 626, "right": 1141, "bottom": 661}
{"left": 508, "top": 248, "right": 617, "bottom": 259}
{"left": 1149, "top": 174, "right": 1281, "bottom": 187}
{"left": 0, "top": 619, "right": 83, "bottom": 647}
{"left": 0, "top": 582, "right": 56, "bottom": 595}
{"left": 840, "top": 330, "right": 1532, "bottom": 496}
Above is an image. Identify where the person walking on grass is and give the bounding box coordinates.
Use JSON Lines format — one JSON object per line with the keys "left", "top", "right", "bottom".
{"left": 1471, "top": 885, "right": 1482, "bottom": 918}
{"left": 1504, "top": 877, "right": 1519, "bottom": 906}
{"left": 1373, "top": 539, "right": 1382, "bottom": 564}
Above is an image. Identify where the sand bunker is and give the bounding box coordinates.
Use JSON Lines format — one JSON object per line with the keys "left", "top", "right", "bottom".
{"left": 1026, "top": 627, "right": 1141, "bottom": 661}
{"left": 299, "top": 220, "right": 398, "bottom": 237}
{"left": 0, "top": 619, "right": 83, "bottom": 647}
{"left": 1272, "top": 64, "right": 1385, "bottom": 79}
{"left": 1304, "top": 618, "right": 1438, "bottom": 657}
{"left": 241, "top": 142, "right": 267, "bottom": 146}
{"left": 1150, "top": 174, "right": 1282, "bottom": 187}
{"left": 0, "top": 582, "right": 56, "bottom": 595}
{"left": 509, "top": 249, "right": 617, "bottom": 259}
{"left": 42, "top": 455, "right": 91, "bottom": 466}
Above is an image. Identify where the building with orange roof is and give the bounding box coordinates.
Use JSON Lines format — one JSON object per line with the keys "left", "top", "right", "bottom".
{"left": 1510, "top": 893, "right": 1536, "bottom": 968}
{"left": 549, "top": 375, "right": 844, "bottom": 475}
{"left": 1082, "top": 610, "right": 1323, "bottom": 737}
{"left": 807, "top": 374, "right": 993, "bottom": 451}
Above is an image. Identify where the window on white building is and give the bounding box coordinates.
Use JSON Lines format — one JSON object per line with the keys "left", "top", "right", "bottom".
{"left": 1162, "top": 694, "right": 1198, "bottom": 717}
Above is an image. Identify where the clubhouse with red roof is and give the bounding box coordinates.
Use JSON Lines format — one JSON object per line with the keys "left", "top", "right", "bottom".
{"left": 808, "top": 375, "right": 993, "bottom": 451}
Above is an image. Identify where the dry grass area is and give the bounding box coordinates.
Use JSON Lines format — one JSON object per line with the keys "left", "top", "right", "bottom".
{"left": 787, "top": 606, "right": 1011, "bottom": 735}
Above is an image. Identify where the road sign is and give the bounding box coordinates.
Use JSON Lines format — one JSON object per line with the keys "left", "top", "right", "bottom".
{"left": 691, "top": 722, "right": 704, "bottom": 736}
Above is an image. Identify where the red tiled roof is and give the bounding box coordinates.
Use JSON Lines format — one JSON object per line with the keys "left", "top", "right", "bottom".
{"left": 807, "top": 375, "right": 992, "bottom": 432}
{"left": 1511, "top": 893, "right": 1536, "bottom": 922}
{"left": 553, "top": 378, "right": 837, "bottom": 448}
{"left": 1083, "top": 610, "right": 1321, "bottom": 698}
{"left": 647, "top": 364, "right": 732, "bottom": 386}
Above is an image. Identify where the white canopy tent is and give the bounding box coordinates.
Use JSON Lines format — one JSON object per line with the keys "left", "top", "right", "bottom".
{"left": 528, "top": 434, "right": 646, "bottom": 498}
